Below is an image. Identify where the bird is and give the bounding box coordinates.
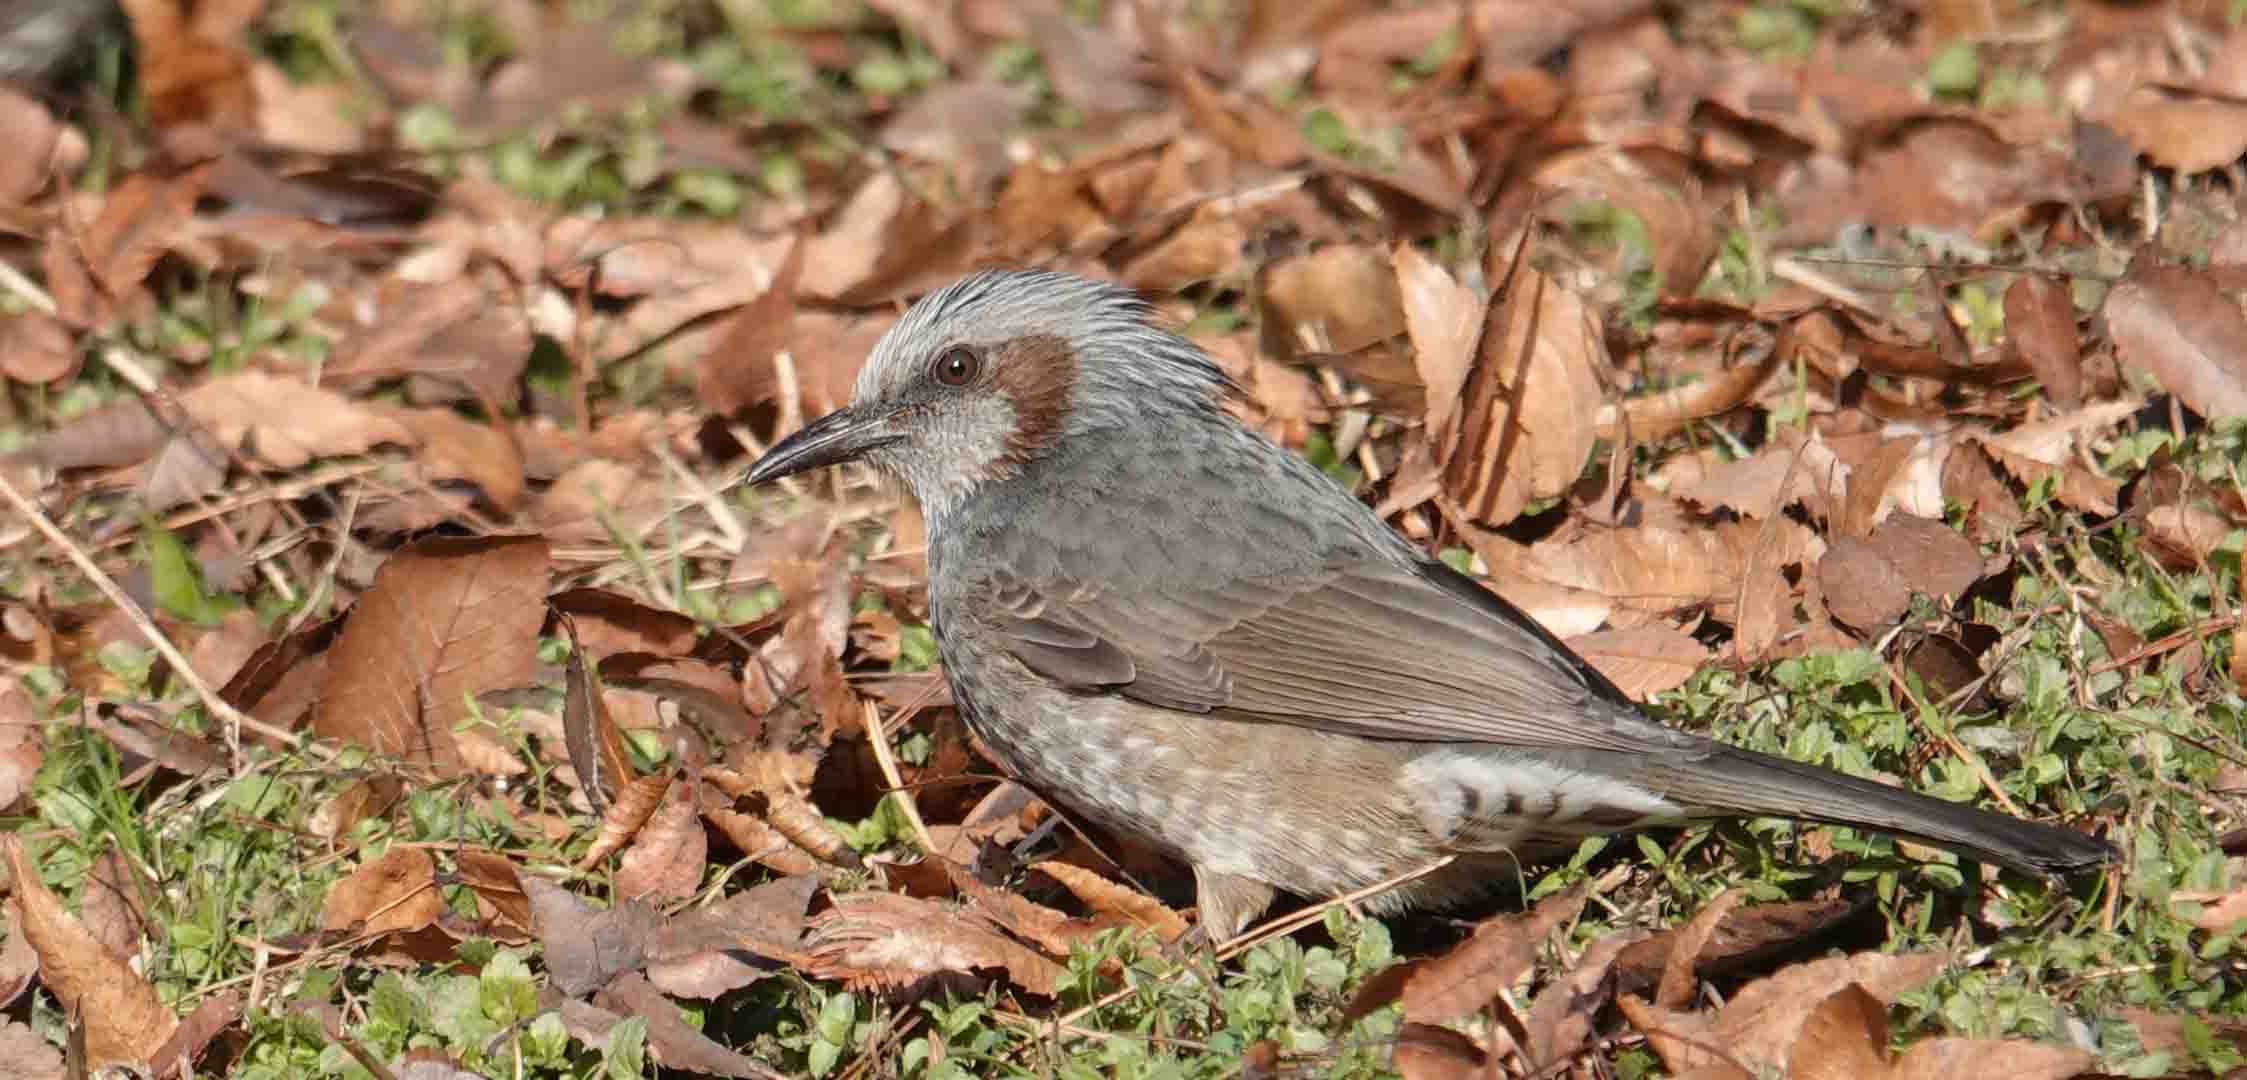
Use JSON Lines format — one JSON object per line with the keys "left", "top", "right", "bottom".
{"left": 745, "top": 268, "right": 2113, "bottom": 941}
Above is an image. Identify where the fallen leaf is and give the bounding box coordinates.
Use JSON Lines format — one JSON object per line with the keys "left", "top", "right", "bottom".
{"left": 180, "top": 370, "right": 416, "bottom": 471}
{"left": 2104, "top": 260, "right": 2247, "bottom": 421}
{"left": 1437, "top": 241, "right": 1605, "bottom": 526}
{"left": 320, "top": 846, "right": 445, "bottom": 937}
{"left": 2103, "top": 93, "right": 2247, "bottom": 175}
{"left": 1974, "top": 400, "right": 2139, "bottom": 516}
{"left": 0, "top": 1019, "right": 63, "bottom": 1080}
{"left": 1402, "top": 882, "right": 1588, "bottom": 1024}
{"left": 1787, "top": 984, "right": 1893, "bottom": 1080}
{"left": 1, "top": 836, "right": 177, "bottom": 1068}
{"left": 1621, "top": 950, "right": 1949, "bottom": 1075}
{"left": 1029, "top": 860, "right": 1189, "bottom": 944}
{"left": 1395, "top": 242, "right": 1485, "bottom": 431}
{"left": 1566, "top": 625, "right": 1711, "bottom": 700}
{"left": 0, "top": 311, "right": 75, "bottom": 385}
{"left": 615, "top": 778, "right": 707, "bottom": 903}
{"left": 2006, "top": 275, "right": 2082, "bottom": 408}
{"left": 524, "top": 876, "right": 664, "bottom": 996}
{"left": 804, "top": 891, "right": 1066, "bottom": 996}
{"left": 594, "top": 972, "right": 786, "bottom": 1079}
{"left": 1522, "top": 927, "right": 1645, "bottom": 1068}
{"left": 1263, "top": 243, "right": 1408, "bottom": 358}
{"left": 312, "top": 535, "right": 551, "bottom": 773}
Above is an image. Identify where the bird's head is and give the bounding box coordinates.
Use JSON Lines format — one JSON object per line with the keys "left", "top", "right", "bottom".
{"left": 745, "top": 269, "right": 1232, "bottom": 517}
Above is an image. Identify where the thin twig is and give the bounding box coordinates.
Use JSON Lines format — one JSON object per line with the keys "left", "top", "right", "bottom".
{"left": 860, "top": 695, "right": 938, "bottom": 859}
{"left": 0, "top": 468, "right": 324, "bottom": 760}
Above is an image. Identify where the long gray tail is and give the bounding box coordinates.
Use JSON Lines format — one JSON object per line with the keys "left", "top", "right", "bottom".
{"left": 1638, "top": 745, "right": 2112, "bottom": 878}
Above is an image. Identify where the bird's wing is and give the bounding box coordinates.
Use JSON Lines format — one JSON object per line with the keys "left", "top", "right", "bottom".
{"left": 982, "top": 556, "right": 1690, "bottom": 754}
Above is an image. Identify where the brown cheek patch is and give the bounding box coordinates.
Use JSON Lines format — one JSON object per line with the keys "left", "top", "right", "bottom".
{"left": 992, "top": 333, "right": 1078, "bottom": 464}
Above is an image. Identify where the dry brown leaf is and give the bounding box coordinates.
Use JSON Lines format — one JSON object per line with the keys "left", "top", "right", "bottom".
{"left": 1262, "top": 244, "right": 1408, "bottom": 358}
{"left": 0, "top": 687, "right": 43, "bottom": 816}
{"left": 1868, "top": 514, "right": 1981, "bottom": 608}
{"left": 180, "top": 370, "right": 416, "bottom": 470}
{"left": 548, "top": 590, "right": 699, "bottom": 662}
{"left": 2104, "top": 261, "right": 2247, "bottom": 421}
{"left": 703, "top": 807, "right": 822, "bottom": 877}
{"left": 1510, "top": 516, "right": 1818, "bottom": 624}
{"left": 0, "top": 1017, "right": 64, "bottom": 1079}
{"left": 2006, "top": 276, "right": 2082, "bottom": 408}
{"left": 1395, "top": 243, "right": 1485, "bottom": 431}
{"left": 386, "top": 406, "right": 526, "bottom": 510}
{"left": 2141, "top": 501, "right": 2236, "bottom": 570}
{"left": 1565, "top": 625, "right": 1710, "bottom": 700}
{"left": 1887, "top": 1037, "right": 2094, "bottom": 1080}
{"left": 144, "top": 991, "right": 243, "bottom": 1079}
{"left": 452, "top": 849, "right": 532, "bottom": 937}
{"left": 1974, "top": 400, "right": 2139, "bottom": 516}
{"left": 43, "top": 161, "right": 215, "bottom": 329}
{"left": 1, "top": 836, "right": 178, "bottom": 1069}
{"left": 804, "top": 891, "right": 1067, "bottom": 996}
{"left": 1025, "top": 8, "right": 1162, "bottom": 116}
{"left": 1665, "top": 431, "right": 1844, "bottom": 521}
{"left": 471, "top": 21, "right": 677, "bottom": 132}
{"left": 0, "top": 87, "right": 77, "bottom": 207}
{"left": 0, "top": 903, "right": 34, "bottom": 1012}
{"left": 307, "top": 775, "right": 407, "bottom": 843}
{"left": 1820, "top": 537, "right": 1911, "bottom": 630}
{"left": 118, "top": 0, "right": 258, "bottom": 135}
{"left": 802, "top": 172, "right": 975, "bottom": 303}
{"left": 697, "top": 234, "right": 805, "bottom": 419}
{"left": 1121, "top": 202, "right": 1246, "bottom": 291}
{"left": 1787, "top": 984, "right": 1894, "bottom": 1080}
{"left": 532, "top": 459, "right": 661, "bottom": 544}
{"left": 559, "top": 618, "right": 639, "bottom": 818}
{"left": 1780, "top": 119, "right": 2074, "bottom": 242}
{"left": 581, "top": 773, "right": 673, "bottom": 870}
{"left": 1623, "top": 950, "right": 1950, "bottom": 1075}
{"left": 1598, "top": 343, "right": 1783, "bottom": 445}
{"left": 1392, "top": 1022, "right": 1489, "bottom": 1080}
{"left": 524, "top": 876, "right": 663, "bottom": 996}
{"left": 616, "top": 778, "right": 707, "bottom": 903}
{"left": 594, "top": 972, "right": 787, "bottom": 1079}
{"left": 1784, "top": 982, "right": 2096, "bottom": 1080}
{"left": 2103, "top": 94, "right": 2247, "bottom": 175}
{"left": 2236, "top": 568, "right": 2247, "bottom": 696}
{"left": 252, "top": 61, "right": 363, "bottom": 153}
{"left": 1402, "top": 882, "right": 1587, "bottom": 1024}
{"left": 320, "top": 846, "right": 445, "bottom": 937}
{"left": 2184, "top": 884, "right": 2247, "bottom": 932}
{"left": 1519, "top": 926, "right": 1643, "bottom": 1068}
{"left": 1615, "top": 895, "right": 1865, "bottom": 998}
{"left": 646, "top": 876, "right": 816, "bottom": 999}
{"left": 1029, "top": 860, "right": 1189, "bottom": 944}
{"left": 326, "top": 278, "right": 531, "bottom": 406}
{"left": 884, "top": 80, "right": 1030, "bottom": 194}
{"left": 1437, "top": 246, "right": 1604, "bottom": 527}
{"left": 1653, "top": 888, "right": 1745, "bottom": 1009}
{"left": 311, "top": 535, "right": 551, "bottom": 773}
{"left": 1165, "top": 64, "right": 1305, "bottom": 169}
{"left": 78, "top": 847, "right": 150, "bottom": 965}
{"left": 1534, "top": 146, "right": 1715, "bottom": 295}
{"left": 934, "top": 863, "right": 1090, "bottom": 959}
{"left": 0, "top": 311, "right": 75, "bottom": 385}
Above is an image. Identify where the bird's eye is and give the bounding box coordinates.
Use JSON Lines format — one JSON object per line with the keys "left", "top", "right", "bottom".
{"left": 933, "top": 345, "right": 982, "bottom": 386}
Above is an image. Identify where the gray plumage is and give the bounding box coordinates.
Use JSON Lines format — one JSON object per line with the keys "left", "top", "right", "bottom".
{"left": 748, "top": 268, "right": 2111, "bottom": 940}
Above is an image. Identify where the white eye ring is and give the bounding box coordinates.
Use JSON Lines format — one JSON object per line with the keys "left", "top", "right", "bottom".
{"left": 933, "top": 345, "right": 982, "bottom": 386}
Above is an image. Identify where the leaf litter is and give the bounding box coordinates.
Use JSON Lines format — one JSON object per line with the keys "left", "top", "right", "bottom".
{"left": 0, "top": 0, "right": 2242, "bottom": 1076}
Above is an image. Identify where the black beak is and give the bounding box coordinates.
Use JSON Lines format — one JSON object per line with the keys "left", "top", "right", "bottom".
{"left": 745, "top": 405, "right": 901, "bottom": 485}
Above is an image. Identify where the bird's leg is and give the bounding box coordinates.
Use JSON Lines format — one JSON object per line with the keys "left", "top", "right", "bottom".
{"left": 1190, "top": 865, "right": 1276, "bottom": 946}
